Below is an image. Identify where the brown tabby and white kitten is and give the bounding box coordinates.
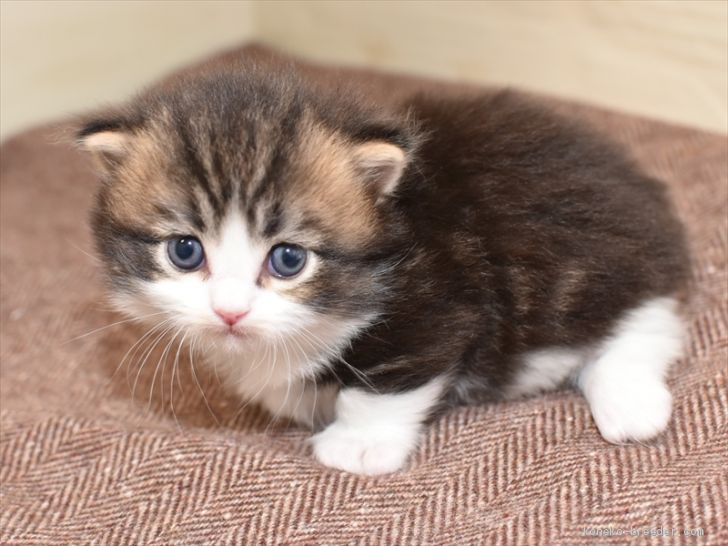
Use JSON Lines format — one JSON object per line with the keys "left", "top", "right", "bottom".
{"left": 79, "top": 67, "right": 688, "bottom": 475}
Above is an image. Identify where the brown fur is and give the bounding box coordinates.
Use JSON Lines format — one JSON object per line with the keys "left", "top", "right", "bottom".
{"left": 80, "top": 66, "right": 688, "bottom": 402}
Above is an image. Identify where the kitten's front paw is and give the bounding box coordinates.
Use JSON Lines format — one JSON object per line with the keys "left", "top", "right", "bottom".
{"left": 589, "top": 379, "right": 673, "bottom": 444}
{"left": 310, "top": 422, "right": 415, "bottom": 475}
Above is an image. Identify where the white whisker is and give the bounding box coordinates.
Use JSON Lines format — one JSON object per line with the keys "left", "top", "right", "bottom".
{"left": 124, "top": 320, "right": 173, "bottom": 388}
{"left": 310, "top": 376, "right": 319, "bottom": 429}
{"left": 284, "top": 333, "right": 317, "bottom": 427}
{"left": 169, "top": 329, "right": 189, "bottom": 431}
{"left": 299, "top": 324, "right": 379, "bottom": 394}
{"left": 64, "top": 311, "right": 169, "bottom": 344}
{"left": 233, "top": 339, "right": 276, "bottom": 421}
{"left": 189, "top": 335, "right": 220, "bottom": 425}
{"left": 108, "top": 318, "right": 172, "bottom": 386}
{"left": 131, "top": 323, "right": 176, "bottom": 404}
{"left": 148, "top": 326, "right": 183, "bottom": 413}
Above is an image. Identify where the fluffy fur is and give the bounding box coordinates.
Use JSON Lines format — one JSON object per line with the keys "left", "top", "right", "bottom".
{"left": 79, "top": 66, "right": 689, "bottom": 475}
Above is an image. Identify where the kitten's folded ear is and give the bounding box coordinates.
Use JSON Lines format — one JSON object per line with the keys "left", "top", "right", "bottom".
{"left": 352, "top": 141, "right": 408, "bottom": 197}
{"left": 76, "top": 115, "right": 138, "bottom": 172}
{"left": 349, "top": 117, "right": 420, "bottom": 199}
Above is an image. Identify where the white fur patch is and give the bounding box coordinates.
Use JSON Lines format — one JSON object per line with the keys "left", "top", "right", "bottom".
{"left": 310, "top": 377, "right": 446, "bottom": 475}
{"left": 258, "top": 381, "right": 338, "bottom": 428}
{"left": 578, "top": 297, "right": 684, "bottom": 443}
{"left": 508, "top": 347, "right": 585, "bottom": 397}
{"left": 210, "top": 313, "right": 366, "bottom": 407}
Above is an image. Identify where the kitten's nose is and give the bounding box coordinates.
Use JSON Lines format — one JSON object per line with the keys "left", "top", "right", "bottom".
{"left": 214, "top": 309, "right": 248, "bottom": 326}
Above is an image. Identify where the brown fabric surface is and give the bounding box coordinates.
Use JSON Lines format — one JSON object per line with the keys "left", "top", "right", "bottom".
{"left": 1, "top": 45, "right": 726, "bottom": 545}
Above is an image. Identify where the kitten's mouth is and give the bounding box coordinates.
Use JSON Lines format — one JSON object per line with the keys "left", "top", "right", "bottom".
{"left": 206, "top": 322, "right": 254, "bottom": 342}
{"left": 225, "top": 326, "right": 251, "bottom": 340}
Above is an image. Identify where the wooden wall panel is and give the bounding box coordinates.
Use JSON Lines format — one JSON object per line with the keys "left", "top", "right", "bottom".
{"left": 255, "top": 0, "right": 728, "bottom": 133}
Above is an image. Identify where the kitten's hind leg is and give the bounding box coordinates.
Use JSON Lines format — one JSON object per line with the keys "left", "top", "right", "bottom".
{"left": 578, "top": 297, "right": 684, "bottom": 443}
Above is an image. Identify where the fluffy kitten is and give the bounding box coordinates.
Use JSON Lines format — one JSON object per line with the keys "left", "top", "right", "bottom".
{"left": 79, "top": 67, "right": 688, "bottom": 475}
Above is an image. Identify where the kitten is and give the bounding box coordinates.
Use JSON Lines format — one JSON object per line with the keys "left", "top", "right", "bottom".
{"left": 79, "top": 67, "right": 688, "bottom": 475}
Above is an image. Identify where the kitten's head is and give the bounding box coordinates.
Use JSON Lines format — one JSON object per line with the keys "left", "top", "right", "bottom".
{"left": 80, "top": 70, "right": 418, "bottom": 368}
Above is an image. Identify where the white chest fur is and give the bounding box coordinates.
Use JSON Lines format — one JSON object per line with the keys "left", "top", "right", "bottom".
{"left": 204, "top": 316, "right": 365, "bottom": 426}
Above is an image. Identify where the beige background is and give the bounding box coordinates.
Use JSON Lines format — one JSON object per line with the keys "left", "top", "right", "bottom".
{"left": 1, "top": 0, "right": 727, "bottom": 140}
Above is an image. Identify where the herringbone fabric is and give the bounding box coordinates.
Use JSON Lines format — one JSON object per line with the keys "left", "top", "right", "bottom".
{"left": 1, "top": 46, "right": 726, "bottom": 545}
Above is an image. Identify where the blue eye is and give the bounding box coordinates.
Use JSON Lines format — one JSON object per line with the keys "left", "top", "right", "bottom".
{"left": 167, "top": 237, "right": 205, "bottom": 271}
{"left": 268, "top": 244, "right": 307, "bottom": 278}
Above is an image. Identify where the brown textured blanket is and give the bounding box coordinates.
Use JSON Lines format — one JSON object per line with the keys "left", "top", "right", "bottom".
{"left": 1, "top": 46, "right": 726, "bottom": 545}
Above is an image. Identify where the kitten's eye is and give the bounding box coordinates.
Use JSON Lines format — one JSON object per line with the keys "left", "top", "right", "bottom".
{"left": 167, "top": 237, "right": 205, "bottom": 271}
{"left": 268, "top": 244, "right": 307, "bottom": 278}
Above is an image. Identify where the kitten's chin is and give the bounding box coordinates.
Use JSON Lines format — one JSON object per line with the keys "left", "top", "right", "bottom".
{"left": 211, "top": 324, "right": 252, "bottom": 341}
{"left": 226, "top": 328, "right": 252, "bottom": 341}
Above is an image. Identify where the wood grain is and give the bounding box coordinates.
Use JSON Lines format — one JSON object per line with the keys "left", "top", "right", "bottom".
{"left": 1, "top": 1, "right": 726, "bottom": 138}
{"left": 255, "top": 0, "right": 728, "bottom": 133}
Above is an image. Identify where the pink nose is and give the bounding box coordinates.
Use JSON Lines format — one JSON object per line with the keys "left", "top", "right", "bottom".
{"left": 214, "top": 309, "right": 248, "bottom": 326}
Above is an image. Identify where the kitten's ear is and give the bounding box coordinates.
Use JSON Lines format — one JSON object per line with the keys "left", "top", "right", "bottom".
{"left": 76, "top": 118, "right": 134, "bottom": 171}
{"left": 352, "top": 141, "right": 408, "bottom": 197}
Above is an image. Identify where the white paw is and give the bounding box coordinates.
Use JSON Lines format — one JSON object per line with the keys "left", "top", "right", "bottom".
{"left": 310, "top": 422, "right": 416, "bottom": 475}
{"left": 589, "top": 379, "right": 673, "bottom": 444}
